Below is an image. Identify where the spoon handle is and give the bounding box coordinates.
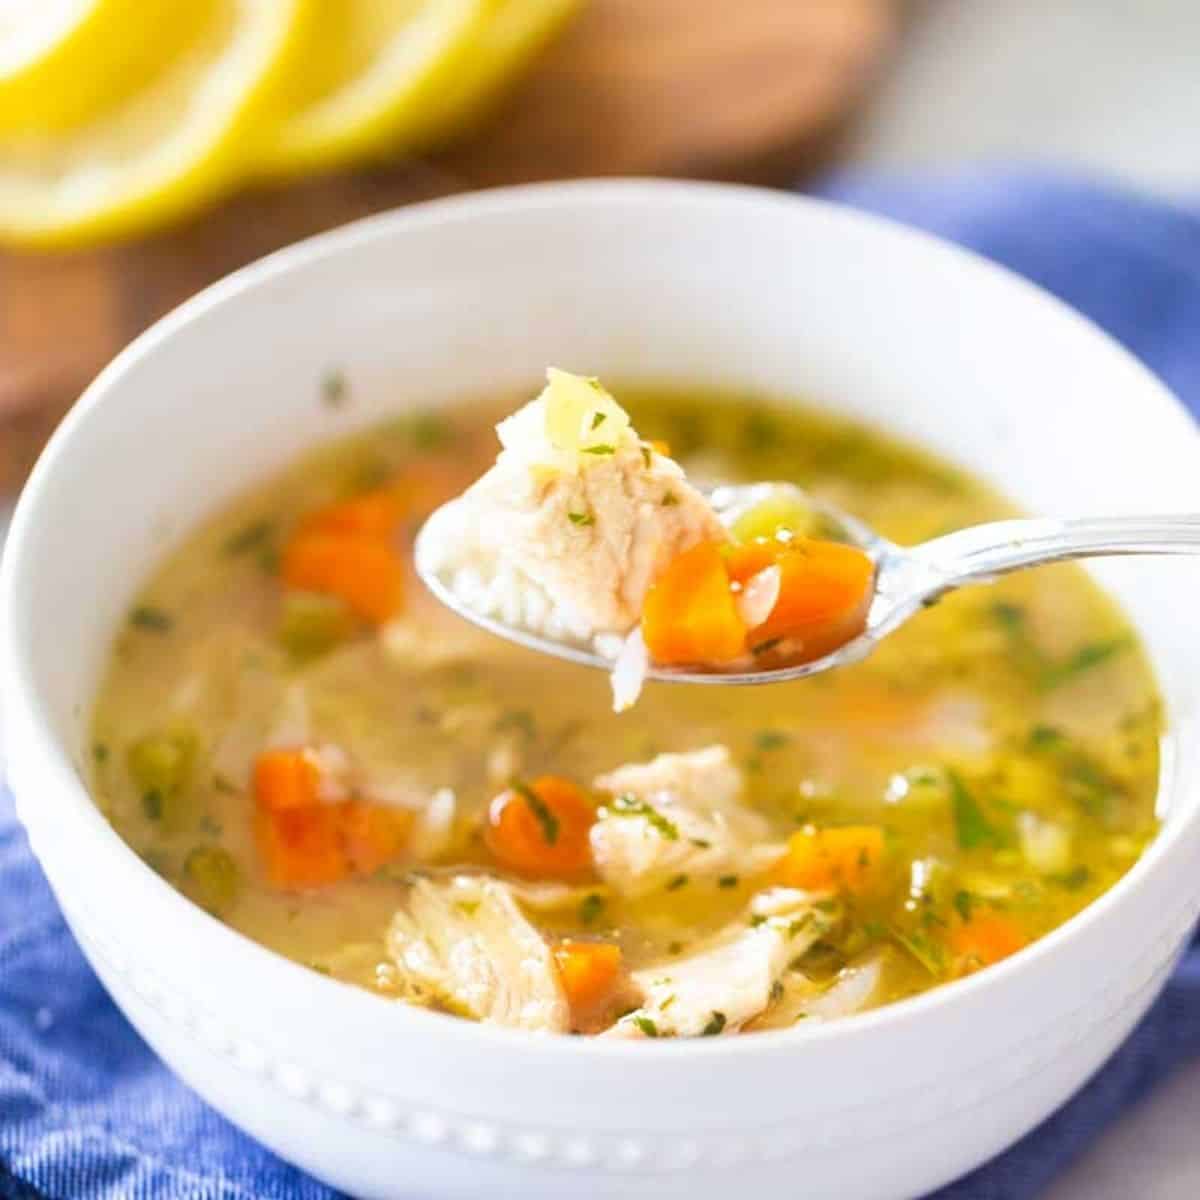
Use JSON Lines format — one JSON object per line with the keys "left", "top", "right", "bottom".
{"left": 911, "top": 515, "right": 1200, "bottom": 586}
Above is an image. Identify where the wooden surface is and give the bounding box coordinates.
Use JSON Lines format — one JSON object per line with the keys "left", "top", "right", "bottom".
{"left": 0, "top": 0, "right": 897, "bottom": 494}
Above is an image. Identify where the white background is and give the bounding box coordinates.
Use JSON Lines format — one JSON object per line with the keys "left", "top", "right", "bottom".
{"left": 843, "top": 2, "right": 1200, "bottom": 1196}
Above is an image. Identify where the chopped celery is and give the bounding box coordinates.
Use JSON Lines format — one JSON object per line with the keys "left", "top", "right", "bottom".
{"left": 184, "top": 846, "right": 240, "bottom": 914}
{"left": 279, "top": 591, "right": 354, "bottom": 663}
{"left": 730, "top": 485, "right": 820, "bottom": 543}
{"left": 128, "top": 726, "right": 197, "bottom": 828}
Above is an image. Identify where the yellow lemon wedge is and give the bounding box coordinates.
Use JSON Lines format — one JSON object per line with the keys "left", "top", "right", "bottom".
{"left": 410, "top": 0, "right": 581, "bottom": 147}
{"left": 0, "top": 0, "right": 178, "bottom": 135}
{"left": 0, "top": 0, "right": 313, "bottom": 249}
{"left": 258, "top": 0, "right": 497, "bottom": 179}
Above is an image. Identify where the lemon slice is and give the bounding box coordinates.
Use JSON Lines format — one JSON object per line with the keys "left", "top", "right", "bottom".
{"left": 258, "top": 0, "right": 496, "bottom": 178}
{"left": 0, "top": 0, "right": 313, "bottom": 249}
{"left": 0, "top": 0, "right": 178, "bottom": 135}
{"left": 411, "top": 0, "right": 581, "bottom": 146}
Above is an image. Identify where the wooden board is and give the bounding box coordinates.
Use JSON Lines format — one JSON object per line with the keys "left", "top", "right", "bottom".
{"left": 0, "top": 0, "right": 897, "bottom": 493}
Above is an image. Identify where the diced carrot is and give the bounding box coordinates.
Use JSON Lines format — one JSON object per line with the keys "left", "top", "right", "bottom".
{"left": 554, "top": 940, "right": 623, "bottom": 1019}
{"left": 728, "top": 536, "right": 874, "bottom": 660}
{"left": 299, "top": 489, "right": 400, "bottom": 540}
{"left": 773, "top": 826, "right": 886, "bottom": 894}
{"left": 282, "top": 533, "right": 404, "bottom": 624}
{"left": 340, "top": 800, "right": 412, "bottom": 875}
{"left": 948, "top": 913, "right": 1027, "bottom": 972}
{"left": 642, "top": 541, "right": 747, "bottom": 665}
{"left": 485, "top": 775, "right": 595, "bottom": 880}
{"left": 254, "top": 804, "right": 348, "bottom": 889}
{"left": 253, "top": 749, "right": 321, "bottom": 812}
{"left": 725, "top": 540, "right": 778, "bottom": 583}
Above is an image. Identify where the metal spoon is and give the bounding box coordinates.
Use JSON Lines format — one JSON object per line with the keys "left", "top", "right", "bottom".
{"left": 415, "top": 483, "right": 1200, "bottom": 687}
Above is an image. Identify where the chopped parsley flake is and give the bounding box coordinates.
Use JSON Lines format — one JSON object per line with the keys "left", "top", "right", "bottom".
{"left": 949, "top": 769, "right": 1002, "bottom": 850}
{"left": 689, "top": 837, "right": 712, "bottom": 849}
{"left": 953, "top": 890, "right": 975, "bottom": 922}
{"left": 609, "top": 793, "right": 679, "bottom": 840}
{"left": 1042, "top": 637, "right": 1131, "bottom": 689}
{"left": 1049, "top": 865, "right": 1092, "bottom": 891}
{"left": 567, "top": 510, "right": 595, "bottom": 526}
{"left": 666, "top": 874, "right": 689, "bottom": 892}
{"left": 512, "top": 780, "right": 559, "bottom": 845}
{"left": 717, "top": 874, "right": 739, "bottom": 889}
{"left": 754, "top": 729, "right": 790, "bottom": 752}
{"left": 494, "top": 709, "right": 537, "bottom": 741}
{"left": 222, "top": 519, "right": 275, "bottom": 557}
{"left": 578, "top": 893, "right": 605, "bottom": 925}
{"left": 590, "top": 411, "right": 607, "bottom": 429}
{"left": 1028, "top": 724, "right": 1065, "bottom": 749}
{"left": 581, "top": 444, "right": 616, "bottom": 456}
{"left": 632, "top": 1015, "right": 659, "bottom": 1038}
{"left": 129, "top": 606, "right": 172, "bottom": 633}
{"left": 92, "top": 742, "right": 109, "bottom": 765}
{"left": 320, "top": 370, "right": 347, "bottom": 409}
{"left": 701, "top": 1011, "right": 727, "bottom": 1036}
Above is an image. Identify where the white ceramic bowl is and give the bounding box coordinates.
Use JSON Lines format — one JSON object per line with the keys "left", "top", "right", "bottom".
{"left": 5, "top": 181, "right": 1200, "bottom": 1200}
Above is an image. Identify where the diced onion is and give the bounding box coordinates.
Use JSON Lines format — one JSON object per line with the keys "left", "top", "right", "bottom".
{"left": 734, "top": 564, "right": 781, "bottom": 630}
{"left": 610, "top": 626, "right": 649, "bottom": 713}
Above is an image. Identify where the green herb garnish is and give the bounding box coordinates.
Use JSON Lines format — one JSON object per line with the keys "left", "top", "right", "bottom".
{"left": 92, "top": 742, "right": 109, "bottom": 765}
{"left": 889, "top": 925, "right": 945, "bottom": 977}
{"left": 494, "top": 709, "right": 537, "bottom": 740}
{"left": 608, "top": 793, "right": 679, "bottom": 840}
{"left": 223, "top": 519, "right": 275, "bottom": 557}
{"left": 754, "top": 729, "right": 790, "bottom": 752}
{"left": 701, "top": 1011, "right": 727, "bottom": 1036}
{"left": 581, "top": 444, "right": 616, "bottom": 456}
{"left": 513, "top": 780, "right": 559, "bottom": 845}
{"left": 1041, "top": 637, "right": 1131, "bottom": 690}
{"left": 1028, "top": 724, "right": 1065, "bottom": 749}
{"left": 632, "top": 1015, "right": 659, "bottom": 1038}
{"left": 141, "top": 789, "right": 164, "bottom": 821}
{"left": 949, "top": 769, "right": 1002, "bottom": 850}
{"left": 717, "top": 874, "right": 739, "bottom": 889}
{"left": 578, "top": 893, "right": 605, "bottom": 925}
{"left": 590, "top": 411, "right": 606, "bottom": 430}
{"left": 1049, "top": 865, "right": 1092, "bottom": 890}
{"left": 567, "top": 510, "right": 595, "bottom": 526}
{"left": 129, "top": 606, "right": 173, "bottom": 633}
{"left": 666, "top": 874, "right": 689, "bottom": 892}
{"left": 320, "top": 370, "right": 347, "bottom": 409}
{"left": 953, "top": 890, "right": 975, "bottom": 922}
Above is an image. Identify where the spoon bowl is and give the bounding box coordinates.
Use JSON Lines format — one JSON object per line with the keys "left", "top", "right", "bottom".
{"left": 415, "top": 483, "right": 1200, "bottom": 686}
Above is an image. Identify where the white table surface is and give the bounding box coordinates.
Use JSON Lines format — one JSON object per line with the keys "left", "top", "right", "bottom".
{"left": 843, "top": 1, "right": 1200, "bottom": 1195}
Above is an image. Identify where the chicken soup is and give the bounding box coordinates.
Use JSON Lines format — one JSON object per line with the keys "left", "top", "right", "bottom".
{"left": 91, "top": 383, "right": 1161, "bottom": 1037}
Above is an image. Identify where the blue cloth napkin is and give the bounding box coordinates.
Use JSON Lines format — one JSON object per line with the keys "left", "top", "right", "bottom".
{"left": 3, "top": 169, "right": 1200, "bottom": 1200}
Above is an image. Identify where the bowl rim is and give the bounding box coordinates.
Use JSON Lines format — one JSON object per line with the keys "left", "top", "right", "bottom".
{"left": 5, "top": 176, "right": 1199, "bottom": 1066}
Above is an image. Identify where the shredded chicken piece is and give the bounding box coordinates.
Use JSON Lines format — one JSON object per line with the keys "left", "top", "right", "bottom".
{"left": 606, "top": 888, "right": 839, "bottom": 1038}
{"left": 420, "top": 369, "right": 725, "bottom": 641}
{"left": 749, "top": 951, "right": 888, "bottom": 1031}
{"left": 590, "top": 746, "right": 782, "bottom": 896}
{"left": 387, "top": 875, "right": 568, "bottom": 1033}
